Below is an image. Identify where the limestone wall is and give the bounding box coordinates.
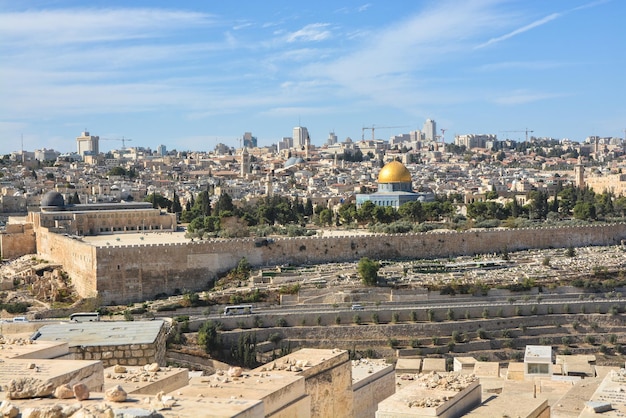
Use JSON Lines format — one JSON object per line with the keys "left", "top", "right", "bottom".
{"left": 36, "top": 229, "right": 98, "bottom": 298}
{"left": 0, "top": 224, "right": 35, "bottom": 259}
{"left": 32, "top": 223, "right": 626, "bottom": 303}
{"left": 353, "top": 366, "right": 396, "bottom": 418}
{"left": 71, "top": 341, "right": 160, "bottom": 368}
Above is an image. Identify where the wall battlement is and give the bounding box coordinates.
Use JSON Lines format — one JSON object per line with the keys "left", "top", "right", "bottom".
{"left": 35, "top": 223, "right": 626, "bottom": 304}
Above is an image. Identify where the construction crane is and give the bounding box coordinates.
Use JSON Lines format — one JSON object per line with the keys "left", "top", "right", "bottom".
{"left": 440, "top": 128, "right": 447, "bottom": 144}
{"left": 101, "top": 137, "right": 132, "bottom": 148}
{"left": 361, "top": 125, "right": 409, "bottom": 141}
{"left": 500, "top": 129, "right": 534, "bottom": 142}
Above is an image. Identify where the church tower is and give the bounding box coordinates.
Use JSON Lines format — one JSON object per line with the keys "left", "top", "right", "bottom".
{"left": 241, "top": 147, "right": 251, "bottom": 177}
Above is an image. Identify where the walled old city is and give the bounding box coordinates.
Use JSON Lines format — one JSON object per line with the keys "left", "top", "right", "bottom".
{"left": 3, "top": 128, "right": 626, "bottom": 416}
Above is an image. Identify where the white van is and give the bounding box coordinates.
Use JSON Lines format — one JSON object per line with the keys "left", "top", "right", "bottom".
{"left": 12, "top": 316, "right": 28, "bottom": 322}
{"left": 351, "top": 304, "right": 364, "bottom": 311}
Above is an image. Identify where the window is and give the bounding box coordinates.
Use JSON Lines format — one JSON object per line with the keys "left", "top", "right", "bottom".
{"left": 527, "top": 363, "right": 549, "bottom": 374}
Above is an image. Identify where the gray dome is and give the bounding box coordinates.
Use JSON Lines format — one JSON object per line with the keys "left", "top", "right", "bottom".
{"left": 284, "top": 156, "right": 304, "bottom": 168}
{"left": 41, "top": 191, "right": 65, "bottom": 207}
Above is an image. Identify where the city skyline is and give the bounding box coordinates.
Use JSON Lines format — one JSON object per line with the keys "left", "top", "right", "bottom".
{"left": 1, "top": 0, "right": 625, "bottom": 155}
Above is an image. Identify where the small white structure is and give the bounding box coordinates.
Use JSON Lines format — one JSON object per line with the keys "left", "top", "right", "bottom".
{"left": 524, "top": 345, "right": 552, "bottom": 379}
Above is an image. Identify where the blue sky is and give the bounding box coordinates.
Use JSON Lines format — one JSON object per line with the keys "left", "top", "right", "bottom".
{"left": 1, "top": 0, "right": 625, "bottom": 155}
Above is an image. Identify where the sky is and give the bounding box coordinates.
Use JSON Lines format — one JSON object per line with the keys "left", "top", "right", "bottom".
{"left": 1, "top": 0, "right": 625, "bottom": 155}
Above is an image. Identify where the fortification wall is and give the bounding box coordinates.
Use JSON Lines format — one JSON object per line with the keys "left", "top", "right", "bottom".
{"left": 36, "top": 230, "right": 98, "bottom": 298}
{"left": 89, "top": 224, "right": 626, "bottom": 303}
{"left": 0, "top": 225, "right": 36, "bottom": 259}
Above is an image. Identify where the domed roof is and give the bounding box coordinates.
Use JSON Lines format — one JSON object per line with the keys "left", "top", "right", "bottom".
{"left": 378, "top": 160, "right": 412, "bottom": 183}
{"left": 41, "top": 191, "right": 65, "bottom": 207}
{"left": 284, "top": 156, "right": 304, "bottom": 168}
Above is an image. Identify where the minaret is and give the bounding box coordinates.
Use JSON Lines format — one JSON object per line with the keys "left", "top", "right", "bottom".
{"left": 265, "top": 170, "right": 274, "bottom": 196}
{"left": 574, "top": 156, "right": 585, "bottom": 188}
{"left": 241, "top": 147, "right": 250, "bottom": 177}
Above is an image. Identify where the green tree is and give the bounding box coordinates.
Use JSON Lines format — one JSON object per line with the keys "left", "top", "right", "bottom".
{"left": 198, "top": 320, "right": 222, "bottom": 356}
{"left": 171, "top": 191, "right": 183, "bottom": 214}
{"left": 398, "top": 201, "right": 424, "bottom": 223}
{"left": 357, "top": 257, "right": 380, "bottom": 286}
{"left": 214, "top": 192, "right": 234, "bottom": 216}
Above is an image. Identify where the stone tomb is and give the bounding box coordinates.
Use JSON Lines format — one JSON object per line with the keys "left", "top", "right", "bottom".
{"left": 175, "top": 371, "right": 309, "bottom": 417}
{"left": 0, "top": 359, "right": 104, "bottom": 399}
{"left": 578, "top": 368, "right": 626, "bottom": 417}
{"left": 104, "top": 364, "right": 189, "bottom": 396}
{"left": 4, "top": 391, "right": 265, "bottom": 418}
{"left": 376, "top": 372, "right": 481, "bottom": 418}
{"left": 0, "top": 338, "right": 68, "bottom": 361}
{"left": 352, "top": 359, "right": 395, "bottom": 418}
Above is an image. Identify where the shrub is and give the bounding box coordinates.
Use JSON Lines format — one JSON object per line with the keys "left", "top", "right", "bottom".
{"left": 427, "top": 309, "right": 435, "bottom": 322}
{"left": 335, "top": 316, "right": 341, "bottom": 325}
{"left": 482, "top": 308, "right": 489, "bottom": 319}
{"left": 477, "top": 328, "right": 489, "bottom": 339}
{"left": 253, "top": 316, "right": 263, "bottom": 328}
{"left": 371, "top": 313, "right": 379, "bottom": 324}
{"left": 501, "top": 329, "right": 512, "bottom": 338}
{"left": 584, "top": 335, "right": 596, "bottom": 345}
{"left": 410, "top": 339, "right": 420, "bottom": 348}
{"left": 316, "top": 315, "right": 322, "bottom": 326}
{"left": 391, "top": 312, "right": 400, "bottom": 323}
{"left": 609, "top": 334, "right": 618, "bottom": 344}
{"left": 410, "top": 311, "right": 418, "bottom": 322}
{"left": 388, "top": 338, "right": 399, "bottom": 348}
{"left": 530, "top": 305, "right": 537, "bottom": 315}
{"left": 276, "top": 317, "right": 287, "bottom": 327}
{"left": 446, "top": 308, "right": 455, "bottom": 321}
{"left": 452, "top": 330, "right": 463, "bottom": 343}
{"left": 353, "top": 314, "right": 361, "bottom": 325}
{"left": 268, "top": 332, "right": 283, "bottom": 346}
{"left": 432, "top": 336, "right": 440, "bottom": 345}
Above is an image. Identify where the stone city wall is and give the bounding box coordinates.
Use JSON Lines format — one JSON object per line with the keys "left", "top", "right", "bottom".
{"left": 34, "top": 223, "right": 626, "bottom": 304}
{"left": 36, "top": 230, "right": 98, "bottom": 298}
{"left": 0, "top": 223, "right": 36, "bottom": 260}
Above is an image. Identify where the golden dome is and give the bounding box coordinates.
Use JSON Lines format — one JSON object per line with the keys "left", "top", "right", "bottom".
{"left": 377, "top": 160, "right": 412, "bottom": 183}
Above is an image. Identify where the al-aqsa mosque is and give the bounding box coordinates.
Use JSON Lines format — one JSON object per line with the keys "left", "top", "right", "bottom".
{"left": 356, "top": 160, "right": 434, "bottom": 209}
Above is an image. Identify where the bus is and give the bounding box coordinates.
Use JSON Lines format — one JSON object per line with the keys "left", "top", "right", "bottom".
{"left": 223, "top": 305, "right": 253, "bottom": 316}
{"left": 70, "top": 312, "right": 101, "bottom": 322}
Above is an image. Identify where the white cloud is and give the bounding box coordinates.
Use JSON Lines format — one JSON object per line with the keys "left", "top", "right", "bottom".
{"left": 476, "top": 61, "right": 564, "bottom": 72}
{"left": 286, "top": 23, "right": 332, "bottom": 43}
{"left": 0, "top": 8, "right": 213, "bottom": 46}
{"left": 493, "top": 90, "right": 565, "bottom": 105}
{"left": 475, "top": 12, "right": 562, "bottom": 49}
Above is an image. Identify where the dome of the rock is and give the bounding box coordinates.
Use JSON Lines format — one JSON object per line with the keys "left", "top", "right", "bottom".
{"left": 377, "top": 161, "right": 412, "bottom": 183}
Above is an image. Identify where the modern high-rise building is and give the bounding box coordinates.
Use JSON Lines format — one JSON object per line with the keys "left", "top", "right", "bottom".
{"left": 423, "top": 119, "right": 436, "bottom": 142}
{"left": 293, "top": 126, "right": 309, "bottom": 149}
{"left": 243, "top": 132, "right": 257, "bottom": 148}
{"left": 157, "top": 144, "right": 167, "bottom": 156}
{"left": 327, "top": 131, "right": 338, "bottom": 145}
{"left": 76, "top": 131, "right": 99, "bottom": 157}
